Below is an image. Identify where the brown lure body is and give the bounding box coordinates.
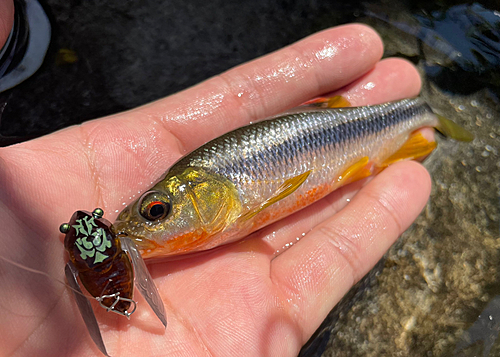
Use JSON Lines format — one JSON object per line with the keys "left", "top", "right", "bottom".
{"left": 64, "top": 210, "right": 134, "bottom": 315}
{"left": 61, "top": 208, "right": 166, "bottom": 356}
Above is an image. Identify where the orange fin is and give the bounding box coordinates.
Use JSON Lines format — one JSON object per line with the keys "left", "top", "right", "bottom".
{"left": 301, "top": 95, "right": 351, "bottom": 108}
{"left": 379, "top": 132, "right": 437, "bottom": 169}
{"left": 241, "top": 171, "right": 311, "bottom": 221}
{"left": 335, "top": 156, "right": 372, "bottom": 188}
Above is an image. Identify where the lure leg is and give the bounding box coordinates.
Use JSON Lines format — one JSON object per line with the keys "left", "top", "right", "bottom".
{"left": 98, "top": 292, "right": 137, "bottom": 316}
{"left": 120, "top": 236, "right": 167, "bottom": 328}
{"left": 95, "top": 280, "right": 137, "bottom": 318}
{"left": 65, "top": 262, "right": 109, "bottom": 357}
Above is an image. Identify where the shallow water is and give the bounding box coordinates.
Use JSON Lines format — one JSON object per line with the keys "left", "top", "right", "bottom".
{"left": 0, "top": 1, "right": 499, "bottom": 356}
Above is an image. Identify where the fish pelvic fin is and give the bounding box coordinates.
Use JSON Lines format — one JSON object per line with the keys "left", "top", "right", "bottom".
{"left": 435, "top": 114, "right": 474, "bottom": 142}
{"left": 241, "top": 170, "right": 311, "bottom": 221}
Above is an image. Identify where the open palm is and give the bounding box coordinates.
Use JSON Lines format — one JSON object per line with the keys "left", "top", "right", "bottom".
{"left": 0, "top": 25, "right": 431, "bottom": 356}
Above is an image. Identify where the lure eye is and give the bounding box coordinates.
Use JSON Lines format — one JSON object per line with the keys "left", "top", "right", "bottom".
{"left": 138, "top": 191, "right": 171, "bottom": 221}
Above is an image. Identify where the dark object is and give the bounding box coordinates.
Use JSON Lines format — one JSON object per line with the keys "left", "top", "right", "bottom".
{"left": 62, "top": 208, "right": 135, "bottom": 315}
{"left": 61, "top": 207, "right": 167, "bottom": 356}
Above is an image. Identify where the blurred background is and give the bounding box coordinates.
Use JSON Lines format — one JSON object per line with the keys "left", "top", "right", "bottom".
{"left": 0, "top": 1, "right": 498, "bottom": 356}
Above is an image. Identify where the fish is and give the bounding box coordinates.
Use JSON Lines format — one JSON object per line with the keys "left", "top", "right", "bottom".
{"left": 114, "top": 97, "right": 473, "bottom": 260}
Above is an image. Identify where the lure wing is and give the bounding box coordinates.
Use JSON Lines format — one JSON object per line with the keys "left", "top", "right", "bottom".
{"left": 65, "top": 261, "right": 109, "bottom": 357}
{"left": 120, "top": 236, "right": 167, "bottom": 327}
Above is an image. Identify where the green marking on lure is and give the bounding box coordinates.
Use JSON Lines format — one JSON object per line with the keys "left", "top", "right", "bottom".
{"left": 73, "top": 217, "right": 112, "bottom": 264}
{"left": 73, "top": 216, "right": 97, "bottom": 236}
{"left": 93, "top": 251, "right": 108, "bottom": 264}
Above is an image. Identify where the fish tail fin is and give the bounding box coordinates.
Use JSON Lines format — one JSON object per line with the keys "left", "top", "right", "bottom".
{"left": 435, "top": 114, "right": 474, "bottom": 142}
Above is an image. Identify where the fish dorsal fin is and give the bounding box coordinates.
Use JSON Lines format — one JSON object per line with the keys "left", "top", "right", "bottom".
{"left": 378, "top": 132, "right": 437, "bottom": 169}
{"left": 301, "top": 95, "right": 351, "bottom": 108}
{"left": 435, "top": 114, "right": 474, "bottom": 142}
{"left": 241, "top": 170, "right": 311, "bottom": 221}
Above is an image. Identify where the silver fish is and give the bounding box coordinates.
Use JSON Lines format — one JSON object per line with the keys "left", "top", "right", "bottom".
{"left": 114, "top": 97, "right": 473, "bottom": 259}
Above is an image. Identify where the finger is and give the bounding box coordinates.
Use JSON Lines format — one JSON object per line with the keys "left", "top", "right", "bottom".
{"left": 135, "top": 24, "right": 383, "bottom": 152}
{"left": 236, "top": 57, "right": 424, "bottom": 255}
{"left": 329, "top": 57, "right": 422, "bottom": 105}
{"left": 269, "top": 161, "right": 431, "bottom": 341}
{"left": 84, "top": 24, "right": 383, "bottom": 154}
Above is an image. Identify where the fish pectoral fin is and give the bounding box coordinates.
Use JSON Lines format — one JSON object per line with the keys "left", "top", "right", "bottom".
{"left": 65, "top": 262, "right": 110, "bottom": 357}
{"left": 436, "top": 114, "right": 474, "bottom": 142}
{"left": 241, "top": 170, "right": 311, "bottom": 221}
{"left": 301, "top": 95, "right": 351, "bottom": 108}
{"left": 378, "top": 131, "right": 437, "bottom": 169}
{"left": 335, "top": 156, "right": 373, "bottom": 189}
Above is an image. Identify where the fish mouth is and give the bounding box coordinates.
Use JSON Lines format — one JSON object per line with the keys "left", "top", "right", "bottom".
{"left": 112, "top": 219, "right": 130, "bottom": 237}
{"left": 112, "top": 214, "right": 140, "bottom": 238}
{"left": 112, "top": 220, "right": 156, "bottom": 250}
{"left": 112, "top": 216, "right": 159, "bottom": 250}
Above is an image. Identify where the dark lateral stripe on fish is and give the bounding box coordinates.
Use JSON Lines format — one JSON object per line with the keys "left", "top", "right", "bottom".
{"left": 185, "top": 98, "right": 430, "bottom": 179}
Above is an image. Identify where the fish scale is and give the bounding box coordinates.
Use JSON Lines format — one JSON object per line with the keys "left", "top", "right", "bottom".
{"left": 182, "top": 98, "right": 430, "bottom": 185}
{"left": 181, "top": 98, "right": 432, "bottom": 201}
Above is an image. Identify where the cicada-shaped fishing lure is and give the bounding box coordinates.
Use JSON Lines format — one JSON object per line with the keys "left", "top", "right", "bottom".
{"left": 60, "top": 208, "right": 166, "bottom": 356}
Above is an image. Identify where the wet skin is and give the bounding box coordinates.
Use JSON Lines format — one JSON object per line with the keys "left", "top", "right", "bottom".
{"left": 0, "top": 19, "right": 431, "bottom": 356}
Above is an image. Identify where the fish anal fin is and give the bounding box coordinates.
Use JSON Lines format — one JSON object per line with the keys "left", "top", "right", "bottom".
{"left": 241, "top": 170, "right": 311, "bottom": 221}
{"left": 301, "top": 95, "right": 351, "bottom": 108}
{"left": 378, "top": 132, "right": 437, "bottom": 169}
{"left": 335, "top": 156, "right": 373, "bottom": 188}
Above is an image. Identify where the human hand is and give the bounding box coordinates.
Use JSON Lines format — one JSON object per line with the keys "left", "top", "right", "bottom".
{"left": 0, "top": 24, "right": 430, "bottom": 356}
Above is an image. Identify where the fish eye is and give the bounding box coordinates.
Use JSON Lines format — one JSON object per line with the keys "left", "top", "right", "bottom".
{"left": 138, "top": 191, "right": 171, "bottom": 221}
